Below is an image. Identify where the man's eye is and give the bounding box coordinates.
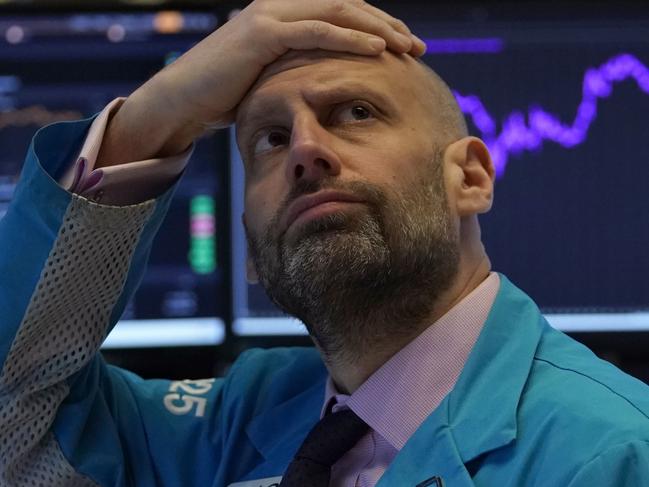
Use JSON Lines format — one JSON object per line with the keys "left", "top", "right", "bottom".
{"left": 253, "top": 130, "right": 289, "bottom": 154}
{"left": 335, "top": 104, "right": 374, "bottom": 123}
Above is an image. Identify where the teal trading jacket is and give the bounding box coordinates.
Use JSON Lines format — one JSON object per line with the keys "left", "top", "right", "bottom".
{"left": 2, "top": 117, "right": 649, "bottom": 487}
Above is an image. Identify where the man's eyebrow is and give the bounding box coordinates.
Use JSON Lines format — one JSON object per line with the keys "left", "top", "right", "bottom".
{"left": 236, "top": 106, "right": 274, "bottom": 139}
{"left": 236, "top": 95, "right": 284, "bottom": 146}
{"left": 302, "top": 82, "right": 396, "bottom": 111}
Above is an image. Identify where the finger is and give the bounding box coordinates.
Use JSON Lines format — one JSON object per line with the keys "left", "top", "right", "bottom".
{"left": 277, "top": 0, "right": 409, "bottom": 36}
{"left": 355, "top": 3, "right": 427, "bottom": 56}
{"left": 279, "top": 20, "right": 388, "bottom": 56}
{"left": 357, "top": 1, "right": 412, "bottom": 36}
{"left": 409, "top": 34, "right": 427, "bottom": 57}
{"left": 330, "top": 2, "right": 414, "bottom": 54}
{"left": 282, "top": 2, "right": 413, "bottom": 54}
{"left": 324, "top": 2, "right": 425, "bottom": 56}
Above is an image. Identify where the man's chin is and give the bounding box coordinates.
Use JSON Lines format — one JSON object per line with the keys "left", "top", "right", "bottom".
{"left": 284, "top": 227, "right": 389, "bottom": 284}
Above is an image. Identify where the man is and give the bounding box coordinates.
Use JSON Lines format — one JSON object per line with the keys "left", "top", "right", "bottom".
{"left": 1, "top": 1, "right": 648, "bottom": 486}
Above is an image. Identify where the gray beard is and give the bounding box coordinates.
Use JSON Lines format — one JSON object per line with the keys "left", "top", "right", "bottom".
{"left": 246, "top": 158, "right": 459, "bottom": 364}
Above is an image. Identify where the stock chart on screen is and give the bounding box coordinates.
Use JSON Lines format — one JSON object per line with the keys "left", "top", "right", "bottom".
{"left": 230, "top": 16, "right": 649, "bottom": 336}
{"left": 0, "top": 11, "right": 229, "bottom": 347}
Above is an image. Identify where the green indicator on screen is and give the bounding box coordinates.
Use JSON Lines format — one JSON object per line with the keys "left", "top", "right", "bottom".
{"left": 188, "top": 195, "right": 217, "bottom": 274}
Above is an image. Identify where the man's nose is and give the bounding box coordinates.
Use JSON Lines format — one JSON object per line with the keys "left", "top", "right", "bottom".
{"left": 285, "top": 117, "right": 342, "bottom": 184}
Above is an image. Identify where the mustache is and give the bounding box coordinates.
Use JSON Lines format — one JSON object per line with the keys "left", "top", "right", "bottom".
{"left": 270, "top": 178, "right": 388, "bottom": 234}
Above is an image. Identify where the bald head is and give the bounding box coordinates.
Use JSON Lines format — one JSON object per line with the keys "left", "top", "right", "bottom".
{"left": 414, "top": 58, "right": 469, "bottom": 142}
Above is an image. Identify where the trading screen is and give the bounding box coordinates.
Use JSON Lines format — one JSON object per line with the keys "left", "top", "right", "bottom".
{"left": 0, "top": 11, "right": 229, "bottom": 347}
{"left": 230, "top": 15, "right": 649, "bottom": 336}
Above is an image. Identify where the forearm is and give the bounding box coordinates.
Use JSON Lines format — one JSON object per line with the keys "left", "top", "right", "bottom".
{"left": 0, "top": 118, "right": 174, "bottom": 485}
{"left": 95, "top": 77, "right": 206, "bottom": 168}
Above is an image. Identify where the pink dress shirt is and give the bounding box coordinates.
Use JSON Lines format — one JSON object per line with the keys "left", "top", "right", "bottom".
{"left": 60, "top": 100, "right": 501, "bottom": 486}
{"left": 324, "top": 273, "right": 500, "bottom": 486}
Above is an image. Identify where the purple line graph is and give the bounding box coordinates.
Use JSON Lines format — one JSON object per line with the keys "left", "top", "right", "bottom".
{"left": 453, "top": 53, "right": 649, "bottom": 177}
{"left": 425, "top": 38, "right": 504, "bottom": 54}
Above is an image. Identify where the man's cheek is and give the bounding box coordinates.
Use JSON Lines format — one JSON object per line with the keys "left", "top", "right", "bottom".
{"left": 244, "top": 203, "right": 272, "bottom": 236}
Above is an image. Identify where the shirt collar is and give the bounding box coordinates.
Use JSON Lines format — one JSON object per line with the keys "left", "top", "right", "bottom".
{"left": 320, "top": 272, "right": 500, "bottom": 450}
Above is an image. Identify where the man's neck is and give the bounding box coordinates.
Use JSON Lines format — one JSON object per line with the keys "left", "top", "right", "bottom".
{"left": 321, "top": 255, "right": 492, "bottom": 394}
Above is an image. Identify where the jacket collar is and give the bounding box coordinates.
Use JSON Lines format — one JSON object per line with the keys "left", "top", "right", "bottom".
{"left": 377, "top": 274, "right": 546, "bottom": 485}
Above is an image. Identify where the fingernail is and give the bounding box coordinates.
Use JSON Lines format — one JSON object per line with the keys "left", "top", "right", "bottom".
{"left": 413, "top": 35, "right": 427, "bottom": 53}
{"left": 368, "top": 37, "right": 386, "bottom": 52}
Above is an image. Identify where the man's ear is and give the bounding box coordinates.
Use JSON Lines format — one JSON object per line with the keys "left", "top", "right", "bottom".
{"left": 242, "top": 213, "right": 260, "bottom": 284}
{"left": 444, "top": 136, "right": 495, "bottom": 216}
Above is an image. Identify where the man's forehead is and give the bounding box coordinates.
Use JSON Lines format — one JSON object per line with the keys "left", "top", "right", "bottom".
{"left": 236, "top": 50, "right": 418, "bottom": 125}
{"left": 255, "top": 49, "right": 388, "bottom": 83}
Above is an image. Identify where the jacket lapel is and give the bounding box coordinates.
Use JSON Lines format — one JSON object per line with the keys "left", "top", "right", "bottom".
{"left": 450, "top": 274, "right": 545, "bottom": 463}
{"left": 242, "top": 375, "right": 326, "bottom": 479}
{"left": 375, "top": 398, "right": 476, "bottom": 487}
{"left": 378, "top": 275, "right": 547, "bottom": 486}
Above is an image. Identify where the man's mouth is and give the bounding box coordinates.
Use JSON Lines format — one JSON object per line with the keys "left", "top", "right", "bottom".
{"left": 282, "top": 190, "right": 366, "bottom": 233}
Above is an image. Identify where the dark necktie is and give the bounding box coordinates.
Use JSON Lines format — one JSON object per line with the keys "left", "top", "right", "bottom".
{"left": 279, "top": 409, "right": 369, "bottom": 487}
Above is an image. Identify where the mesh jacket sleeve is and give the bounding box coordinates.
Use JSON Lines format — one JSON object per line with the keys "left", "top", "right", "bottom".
{"left": 0, "top": 118, "right": 226, "bottom": 487}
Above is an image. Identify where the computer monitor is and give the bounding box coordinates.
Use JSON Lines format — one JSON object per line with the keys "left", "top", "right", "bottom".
{"left": 0, "top": 10, "right": 229, "bottom": 348}
{"left": 229, "top": 5, "right": 649, "bottom": 337}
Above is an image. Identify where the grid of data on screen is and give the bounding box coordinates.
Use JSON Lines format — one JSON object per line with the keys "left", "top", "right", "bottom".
{"left": 230, "top": 18, "right": 649, "bottom": 335}
{"left": 0, "top": 11, "right": 228, "bottom": 347}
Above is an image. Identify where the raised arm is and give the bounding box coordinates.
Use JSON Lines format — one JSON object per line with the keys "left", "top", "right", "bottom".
{"left": 96, "top": 0, "right": 424, "bottom": 166}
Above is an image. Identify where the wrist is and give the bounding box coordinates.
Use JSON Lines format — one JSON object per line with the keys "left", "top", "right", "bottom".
{"left": 96, "top": 81, "right": 205, "bottom": 168}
